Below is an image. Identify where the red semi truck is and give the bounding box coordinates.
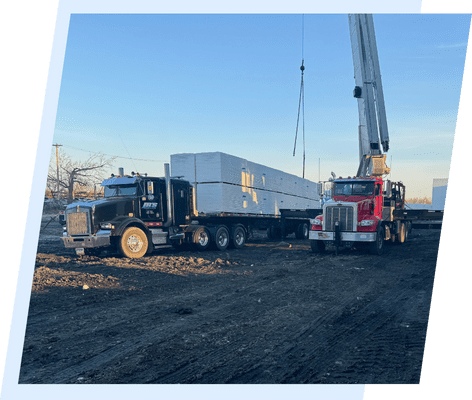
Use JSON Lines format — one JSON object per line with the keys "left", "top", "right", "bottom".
{"left": 309, "top": 176, "right": 443, "bottom": 255}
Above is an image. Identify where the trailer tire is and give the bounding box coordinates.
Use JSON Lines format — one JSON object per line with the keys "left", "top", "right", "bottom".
{"left": 231, "top": 226, "right": 246, "bottom": 249}
{"left": 310, "top": 240, "right": 326, "bottom": 253}
{"left": 214, "top": 226, "right": 230, "bottom": 251}
{"left": 369, "top": 226, "right": 384, "bottom": 255}
{"left": 193, "top": 227, "right": 211, "bottom": 251}
{"left": 119, "top": 227, "right": 149, "bottom": 259}
{"left": 296, "top": 222, "right": 309, "bottom": 240}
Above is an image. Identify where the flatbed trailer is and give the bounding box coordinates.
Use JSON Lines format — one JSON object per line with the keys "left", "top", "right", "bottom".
{"left": 191, "top": 209, "right": 320, "bottom": 241}
{"left": 394, "top": 209, "right": 444, "bottom": 230}
{"left": 280, "top": 209, "right": 323, "bottom": 239}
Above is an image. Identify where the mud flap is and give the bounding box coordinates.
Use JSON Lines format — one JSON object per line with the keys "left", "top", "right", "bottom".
{"left": 334, "top": 223, "right": 341, "bottom": 255}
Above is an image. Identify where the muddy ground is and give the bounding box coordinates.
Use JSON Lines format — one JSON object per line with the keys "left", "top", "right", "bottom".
{"left": 18, "top": 213, "right": 441, "bottom": 384}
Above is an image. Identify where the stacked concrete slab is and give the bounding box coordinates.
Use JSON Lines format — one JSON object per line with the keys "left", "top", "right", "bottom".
{"left": 432, "top": 178, "right": 448, "bottom": 210}
{"left": 170, "top": 152, "right": 320, "bottom": 215}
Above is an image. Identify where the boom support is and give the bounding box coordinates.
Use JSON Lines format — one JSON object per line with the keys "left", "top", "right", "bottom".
{"left": 349, "top": 14, "right": 390, "bottom": 177}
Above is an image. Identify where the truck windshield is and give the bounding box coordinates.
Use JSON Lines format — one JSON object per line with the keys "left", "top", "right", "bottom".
{"left": 334, "top": 182, "right": 375, "bottom": 196}
{"left": 104, "top": 185, "right": 137, "bottom": 197}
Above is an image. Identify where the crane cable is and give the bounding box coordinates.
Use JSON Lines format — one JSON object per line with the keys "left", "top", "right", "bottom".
{"left": 293, "top": 15, "right": 306, "bottom": 178}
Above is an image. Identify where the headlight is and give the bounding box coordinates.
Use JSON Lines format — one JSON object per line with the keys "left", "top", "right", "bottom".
{"left": 100, "top": 222, "right": 114, "bottom": 230}
{"left": 360, "top": 219, "right": 375, "bottom": 226}
{"left": 313, "top": 218, "right": 322, "bottom": 226}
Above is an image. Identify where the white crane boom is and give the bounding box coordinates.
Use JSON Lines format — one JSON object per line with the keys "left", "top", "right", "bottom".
{"left": 348, "top": 14, "right": 390, "bottom": 177}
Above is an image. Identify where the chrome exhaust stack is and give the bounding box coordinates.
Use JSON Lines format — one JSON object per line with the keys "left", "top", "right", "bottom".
{"left": 164, "top": 163, "right": 173, "bottom": 227}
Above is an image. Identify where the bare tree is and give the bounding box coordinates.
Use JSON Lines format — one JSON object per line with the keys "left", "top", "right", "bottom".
{"left": 47, "top": 149, "right": 115, "bottom": 203}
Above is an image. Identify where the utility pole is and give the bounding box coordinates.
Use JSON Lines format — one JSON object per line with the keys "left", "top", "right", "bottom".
{"left": 52, "top": 143, "right": 62, "bottom": 199}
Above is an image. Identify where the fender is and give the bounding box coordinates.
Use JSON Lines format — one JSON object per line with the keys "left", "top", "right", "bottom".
{"left": 375, "top": 220, "right": 384, "bottom": 240}
{"left": 369, "top": 216, "right": 382, "bottom": 232}
{"left": 111, "top": 217, "right": 150, "bottom": 238}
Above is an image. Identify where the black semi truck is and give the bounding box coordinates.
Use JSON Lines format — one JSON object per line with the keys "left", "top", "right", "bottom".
{"left": 62, "top": 165, "right": 321, "bottom": 258}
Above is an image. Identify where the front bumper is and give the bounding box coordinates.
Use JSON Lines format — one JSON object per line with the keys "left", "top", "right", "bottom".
{"left": 309, "top": 230, "right": 376, "bottom": 242}
{"left": 62, "top": 230, "right": 111, "bottom": 248}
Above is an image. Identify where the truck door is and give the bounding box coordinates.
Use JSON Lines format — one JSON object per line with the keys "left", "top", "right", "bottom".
{"left": 140, "top": 180, "right": 161, "bottom": 222}
{"left": 172, "top": 181, "right": 191, "bottom": 225}
{"left": 374, "top": 183, "right": 383, "bottom": 216}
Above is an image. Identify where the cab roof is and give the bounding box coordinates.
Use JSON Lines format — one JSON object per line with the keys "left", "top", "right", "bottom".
{"left": 101, "top": 176, "right": 139, "bottom": 186}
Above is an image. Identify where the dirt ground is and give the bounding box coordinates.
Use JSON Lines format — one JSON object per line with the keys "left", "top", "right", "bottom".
{"left": 18, "top": 213, "right": 441, "bottom": 384}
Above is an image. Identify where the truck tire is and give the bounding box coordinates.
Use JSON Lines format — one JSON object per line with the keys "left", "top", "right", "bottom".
{"left": 119, "top": 227, "right": 149, "bottom": 258}
{"left": 405, "top": 221, "right": 411, "bottom": 240}
{"left": 267, "top": 226, "right": 282, "bottom": 240}
{"left": 369, "top": 226, "right": 384, "bottom": 255}
{"left": 310, "top": 240, "right": 326, "bottom": 253}
{"left": 397, "top": 222, "right": 406, "bottom": 244}
{"left": 193, "top": 226, "right": 211, "bottom": 251}
{"left": 296, "top": 222, "right": 309, "bottom": 240}
{"left": 214, "top": 226, "right": 230, "bottom": 251}
{"left": 231, "top": 226, "right": 246, "bottom": 249}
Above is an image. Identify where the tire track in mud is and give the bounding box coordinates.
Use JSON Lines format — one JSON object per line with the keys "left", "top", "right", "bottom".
{"left": 223, "top": 249, "right": 435, "bottom": 383}
{"left": 276, "top": 261, "right": 433, "bottom": 383}
{"left": 28, "top": 310, "right": 209, "bottom": 384}
{"left": 95, "top": 257, "right": 375, "bottom": 383}
{"left": 96, "top": 248, "right": 432, "bottom": 384}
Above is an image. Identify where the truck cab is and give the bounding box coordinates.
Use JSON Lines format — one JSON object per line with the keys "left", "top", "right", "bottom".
{"left": 309, "top": 176, "right": 405, "bottom": 255}
{"left": 62, "top": 171, "right": 192, "bottom": 257}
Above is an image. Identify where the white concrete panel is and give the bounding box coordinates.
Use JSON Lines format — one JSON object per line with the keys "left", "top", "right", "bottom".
{"left": 195, "top": 182, "right": 319, "bottom": 215}
{"left": 171, "top": 152, "right": 320, "bottom": 201}
{"left": 170, "top": 153, "right": 196, "bottom": 183}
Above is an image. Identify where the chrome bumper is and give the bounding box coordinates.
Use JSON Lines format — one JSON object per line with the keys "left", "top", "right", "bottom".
{"left": 62, "top": 230, "right": 111, "bottom": 248}
{"left": 309, "top": 230, "right": 376, "bottom": 242}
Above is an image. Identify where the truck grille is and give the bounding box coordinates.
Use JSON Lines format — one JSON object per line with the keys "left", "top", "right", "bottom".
{"left": 325, "top": 206, "right": 355, "bottom": 232}
{"left": 67, "top": 212, "right": 90, "bottom": 235}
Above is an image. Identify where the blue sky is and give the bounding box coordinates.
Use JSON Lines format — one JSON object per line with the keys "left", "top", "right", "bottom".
{"left": 53, "top": 13, "right": 470, "bottom": 198}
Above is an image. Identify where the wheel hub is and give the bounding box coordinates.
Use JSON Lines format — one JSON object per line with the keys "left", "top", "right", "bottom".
{"left": 127, "top": 235, "right": 143, "bottom": 252}
{"left": 218, "top": 233, "right": 228, "bottom": 246}
{"left": 198, "top": 233, "right": 209, "bottom": 246}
